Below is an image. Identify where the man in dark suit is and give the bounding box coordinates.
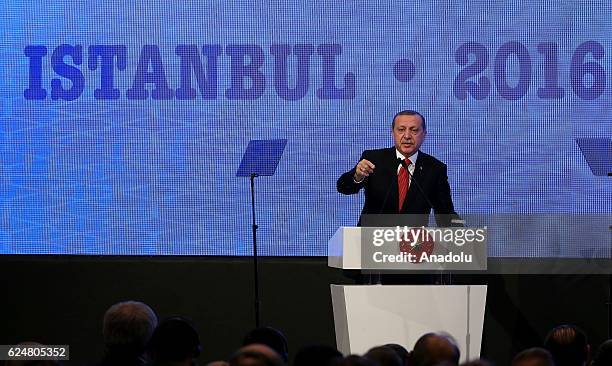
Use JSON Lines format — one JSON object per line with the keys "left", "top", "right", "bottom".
{"left": 337, "top": 110, "right": 457, "bottom": 227}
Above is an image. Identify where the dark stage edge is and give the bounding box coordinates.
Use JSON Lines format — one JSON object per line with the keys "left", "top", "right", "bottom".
{"left": 1, "top": 256, "right": 610, "bottom": 365}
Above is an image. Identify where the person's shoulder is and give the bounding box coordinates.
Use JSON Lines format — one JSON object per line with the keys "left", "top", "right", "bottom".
{"left": 361, "top": 147, "right": 394, "bottom": 160}
{"left": 417, "top": 151, "right": 447, "bottom": 169}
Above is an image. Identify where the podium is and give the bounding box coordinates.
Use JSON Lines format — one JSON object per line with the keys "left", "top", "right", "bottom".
{"left": 329, "top": 227, "right": 487, "bottom": 362}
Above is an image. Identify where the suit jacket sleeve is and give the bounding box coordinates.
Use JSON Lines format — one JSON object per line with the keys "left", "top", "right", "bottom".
{"left": 337, "top": 151, "right": 366, "bottom": 195}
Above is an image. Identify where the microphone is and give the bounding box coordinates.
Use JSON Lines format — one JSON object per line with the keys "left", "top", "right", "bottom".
{"left": 399, "top": 158, "right": 435, "bottom": 210}
{"left": 400, "top": 158, "right": 464, "bottom": 227}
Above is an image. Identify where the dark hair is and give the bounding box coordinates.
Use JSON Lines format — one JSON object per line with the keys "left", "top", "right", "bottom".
{"left": 334, "top": 355, "right": 378, "bottom": 366}
{"left": 149, "top": 317, "right": 201, "bottom": 361}
{"left": 242, "top": 326, "right": 289, "bottom": 362}
{"left": 410, "top": 333, "right": 460, "bottom": 366}
{"left": 384, "top": 343, "right": 409, "bottom": 363}
{"left": 392, "top": 110, "right": 426, "bottom": 131}
{"left": 365, "top": 345, "right": 403, "bottom": 366}
{"left": 543, "top": 324, "right": 588, "bottom": 366}
{"left": 512, "top": 347, "right": 554, "bottom": 366}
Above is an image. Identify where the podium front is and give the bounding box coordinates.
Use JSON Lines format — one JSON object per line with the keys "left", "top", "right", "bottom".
{"left": 328, "top": 227, "right": 487, "bottom": 362}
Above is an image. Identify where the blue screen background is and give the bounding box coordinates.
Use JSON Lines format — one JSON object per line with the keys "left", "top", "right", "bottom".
{"left": 1, "top": 0, "right": 610, "bottom": 256}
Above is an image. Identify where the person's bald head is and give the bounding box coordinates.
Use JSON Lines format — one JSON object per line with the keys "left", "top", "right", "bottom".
{"left": 102, "top": 300, "right": 157, "bottom": 353}
{"left": 410, "top": 333, "right": 460, "bottom": 366}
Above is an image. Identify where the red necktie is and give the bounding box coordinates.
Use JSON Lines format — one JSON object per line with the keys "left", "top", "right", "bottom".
{"left": 398, "top": 158, "right": 412, "bottom": 211}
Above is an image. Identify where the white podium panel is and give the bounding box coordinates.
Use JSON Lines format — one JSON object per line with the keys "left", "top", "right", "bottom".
{"left": 328, "top": 227, "right": 361, "bottom": 269}
{"left": 331, "top": 284, "right": 487, "bottom": 363}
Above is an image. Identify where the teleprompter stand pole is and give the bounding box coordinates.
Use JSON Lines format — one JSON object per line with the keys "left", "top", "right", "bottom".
{"left": 236, "top": 139, "right": 287, "bottom": 329}
{"left": 608, "top": 225, "right": 612, "bottom": 338}
{"left": 250, "top": 173, "right": 260, "bottom": 328}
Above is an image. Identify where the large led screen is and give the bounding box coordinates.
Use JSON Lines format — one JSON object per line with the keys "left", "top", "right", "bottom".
{"left": 1, "top": 1, "right": 610, "bottom": 256}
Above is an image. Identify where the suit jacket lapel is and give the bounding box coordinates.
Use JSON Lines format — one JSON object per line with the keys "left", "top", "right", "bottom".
{"left": 384, "top": 148, "right": 399, "bottom": 212}
{"left": 404, "top": 151, "right": 426, "bottom": 209}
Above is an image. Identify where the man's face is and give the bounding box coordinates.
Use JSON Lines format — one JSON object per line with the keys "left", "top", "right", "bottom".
{"left": 393, "top": 114, "right": 427, "bottom": 157}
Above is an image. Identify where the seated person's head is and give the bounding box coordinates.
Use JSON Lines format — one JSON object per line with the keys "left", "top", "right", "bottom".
{"left": 409, "top": 332, "right": 460, "bottom": 366}
{"left": 230, "top": 344, "right": 284, "bottom": 366}
{"left": 384, "top": 344, "right": 409, "bottom": 366}
{"left": 103, "top": 300, "right": 158, "bottom": 356}
{"left": 365, "top": 345, "right": 403, "bottom": 366}
{"left": 543, "top": 324, "right": 589, "bottom": 366}
{"left": 149, "top": 317, "right": 201, "bottom": 364}
{"left": 242, "top": 327, "right": 288, "bottom": 363}
{"left": 335, "top": 355, "right": 377, "bottom": 366}
{"left": 511, "top": 348, "right": 555, "bottom": 366}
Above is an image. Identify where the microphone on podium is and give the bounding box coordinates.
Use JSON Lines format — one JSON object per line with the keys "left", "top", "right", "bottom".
{"left": 398, "top": 158, "right": 464, "bottom": 227}
{"left": 398, "top": 158, "right": 435, "bottom": 210}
